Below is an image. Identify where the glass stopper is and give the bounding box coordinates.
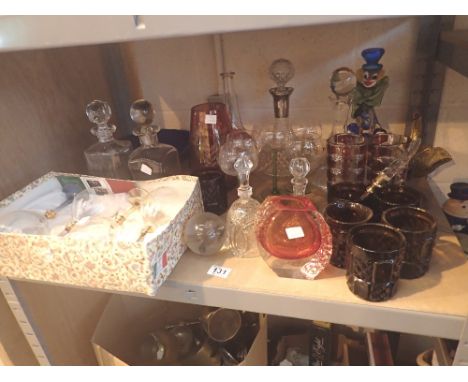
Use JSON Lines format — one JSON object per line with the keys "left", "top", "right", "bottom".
{"left": 289, "top": 157, "right": 310, "bottom": 196}
{"left": 269, "top": 58, "right": 295, "bottom": 88}
{"left": 86, "top": 100, "right": 112, "bottom": 125}
{"left": 130, "top": 99, "right": 160, "bottom": 136}
{"left": 234, "top": 152, "right": 254, "bottom": 195}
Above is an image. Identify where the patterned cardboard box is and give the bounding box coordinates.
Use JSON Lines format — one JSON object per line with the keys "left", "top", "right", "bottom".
{"left": 0, "top": 172, "right": 203, "bottom": 296}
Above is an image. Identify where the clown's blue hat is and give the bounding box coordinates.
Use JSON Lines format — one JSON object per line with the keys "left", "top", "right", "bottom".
{"left": 361, "top": 48, "right": 385, "bottom": 71}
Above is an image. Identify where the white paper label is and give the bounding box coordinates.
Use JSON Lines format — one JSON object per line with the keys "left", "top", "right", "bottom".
{"left": 140, "top": 163, "right": 153, "bottom": 175}
{"left": 207, "top": 265, "right": 232, "bottom": 279}
{"left": 204, "top": 114, "right": 217, "bottom": 124}
{"left": 285, "top": 226, "right": 305, "bottom": 240}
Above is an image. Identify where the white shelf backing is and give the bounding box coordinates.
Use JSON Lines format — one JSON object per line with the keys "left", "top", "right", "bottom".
{"left": 0, "top": 277, "right": 51, "bottom": 365}
{"left": 0, "top": 15, "right": 386, "bottom": 53}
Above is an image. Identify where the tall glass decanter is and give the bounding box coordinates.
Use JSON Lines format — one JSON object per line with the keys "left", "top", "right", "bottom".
{"left": 128, "top": 99, "right": 181, "bottom": 180}
{"left": 226, "top": 153, "right": 260, "bottom": 257}
{"left": 84, "top": 100, "right": 132, "bottom": 179}
{"left": 257, "top": 59, "right": 295, "bottom": 195}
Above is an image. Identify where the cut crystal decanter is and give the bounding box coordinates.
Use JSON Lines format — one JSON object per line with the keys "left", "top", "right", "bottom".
{"left": 256, "top": 59, "right": 295, "bottom": 195}
{"left": 226, "top": 153, "right": 260, "bottom": 257}
{"left": 84, "top": 100, "right": 132, "bottom": 179}
{"left": 128, "top": 99, "right": 181, "bottom": 180}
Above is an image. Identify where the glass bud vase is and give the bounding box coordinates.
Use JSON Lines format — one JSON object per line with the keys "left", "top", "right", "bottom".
{"left": 255, "top": 195, "right": 332, "bottom": 279}
{"left": 128, "top": 99, "right": 181, "bottom": 180}
{"left": 84, "top": 100, "right": 132, "bottom": 179}
{"left": 226, "top": 153, "right": 260, "bottom": 257}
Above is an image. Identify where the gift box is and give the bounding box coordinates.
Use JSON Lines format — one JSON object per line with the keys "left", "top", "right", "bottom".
{"left": 92, "top": 294, "right": 268, "bottom": 366}
{"left": 0, "top": 172, "right": 203, "bottom": 296}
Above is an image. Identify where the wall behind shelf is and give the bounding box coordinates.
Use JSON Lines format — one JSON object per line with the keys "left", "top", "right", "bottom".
{"left": 0, "top": 45, "right": 125, "bottom": 200}
{"left": 131, "top": 16, "right": 419, "bottom": 138}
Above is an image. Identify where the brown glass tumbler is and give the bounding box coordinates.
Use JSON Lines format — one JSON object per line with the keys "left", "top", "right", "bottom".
{"left": 367, "top": 185, "right": 422, "bottom": 222}
{"left": 327, "top": 133, "right": 367, "bottom": 188}
{"left": 346, "top": 223, "right": 406, "bottom": 302}
{"left": 324, "top": 200, "right": 373, "bottom": 268}
{"left": 382, "top": 206, "right": 437, "bottom": 279}
{"left": 194, "top": 169, "right": 227, "bottom": 215}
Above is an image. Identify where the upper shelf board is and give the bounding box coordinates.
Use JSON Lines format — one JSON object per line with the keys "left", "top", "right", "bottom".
{"left": 0, "top": 15, "right": 387, "bottom": 52}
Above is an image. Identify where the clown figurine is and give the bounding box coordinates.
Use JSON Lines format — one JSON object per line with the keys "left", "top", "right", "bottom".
{"left": 348, "top": 48, "right": 389, "bottom": 135}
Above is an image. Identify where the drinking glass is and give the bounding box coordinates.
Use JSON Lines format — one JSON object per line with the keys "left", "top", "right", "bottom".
{"left": 327, "top": 182, "right": 367, "bottom": 204}
{"left": 324, "top": 200, "right": 373, "bottom": 268}
{"left": 382, "top": 206, "right": 437, "bottom": 279}
{"left": 327, "top": 133, "right": 366, "bottom": 188}
{"left": 368, "top": 185, "right": 421, "bottom": 221}
{"left": 189, "top": 102, "right": 231, "bottom": 214}
{"left": 346, "top": 223, "right": 406, "bottom": 302}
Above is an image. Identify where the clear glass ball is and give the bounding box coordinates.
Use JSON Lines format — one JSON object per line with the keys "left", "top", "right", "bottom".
{"left": 183, "top": 212, "right": 226, "bottom": 256}
{"left": 86, "top": 100, "right": 112, "bottom": 124}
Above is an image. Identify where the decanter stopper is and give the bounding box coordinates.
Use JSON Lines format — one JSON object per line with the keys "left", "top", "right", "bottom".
{"left": 86, "top": 100, "right": 116, "bottom": 142}
{"left": 130, "top": 99, "right": 160, "bottom": 145}
{"left": 234, "top": 152, "right": 254, "bottom": 198}
{"left": 289, "top": 157, "right": 310, "bottom": 196}
{"left": 269, "top": 59, "right": 295, "bottom": 118}
{"left": 269, "top": 59, "right": 295, "bottom": 89}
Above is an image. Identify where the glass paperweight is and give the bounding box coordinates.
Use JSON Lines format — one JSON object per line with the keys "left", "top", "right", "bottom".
{"left": 0, "top": 210, "right": 49, "bottom": 235}
{"left": 84, "top": 100, "right": 132, "bottom": 179}
{"left": 183, "top": 212, "right": 226, "bottom": 256}
{"left": 255, "top": 196, "right": 332, "bottom": 279}
{"left": 226, "top": 153, "right": 260, "bottom": 257}
{"left": 256, "top": 59, "right": 295, "bottom": 195}
{"left": 128, "top": 99, "right": 181, "bottom": 180}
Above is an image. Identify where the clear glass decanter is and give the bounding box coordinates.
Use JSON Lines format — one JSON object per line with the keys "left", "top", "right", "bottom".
{"left": 84, "top": 100, "right": 132, "bottom": 179}
{"left": 128, "top": 99, "right": 181, "bottom": 180}
{"left": 257, "top": 59, "right": 295, "bottom": 195}
{"left": 226, "top": 153, "right": 260, "bottom": 257}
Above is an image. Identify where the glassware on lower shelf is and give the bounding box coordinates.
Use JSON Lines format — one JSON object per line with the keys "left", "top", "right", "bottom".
{"left": 226, "top": 153, "right": 260, "bottom": 257}
{"left": 255, "top": 195, "right": 332, "bottom": 279}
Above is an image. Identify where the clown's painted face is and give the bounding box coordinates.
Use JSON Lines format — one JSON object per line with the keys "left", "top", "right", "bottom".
{"left": 362, "top": 70, "right": 379, "bottom": 88}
